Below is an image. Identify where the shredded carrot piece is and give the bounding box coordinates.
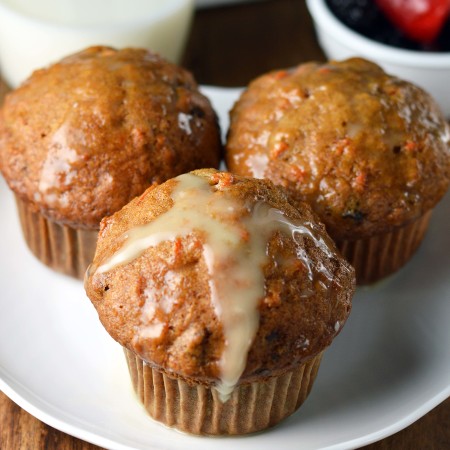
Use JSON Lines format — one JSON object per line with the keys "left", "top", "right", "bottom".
{"left": 353, "top": 172, "right": 367, "bottom": 191}
{"left": 334, "top": 137, "right": 351, "bottom": 155}
{"left": 174, "top": 238, "right": 183, "bottom": 259}
{"left": 218, "top": 172, "right": 234, "bottom": 188}
{"left": 405, "top": 140, "right": 417, "bottom": 152}
{"left": 273, "top": 70, "right": 288, "bottom": 80}
{"left": 271, "top": 141, "right": 289, "bottom": 158}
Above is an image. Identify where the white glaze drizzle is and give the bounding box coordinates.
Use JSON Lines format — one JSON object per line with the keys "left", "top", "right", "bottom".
{"left": 177, "top": 112, "right": 193, "bottom": 135}
{"left": 39, "top": 123, "right": 80, "bottom": 196}
{"left": 97, "top": 173, "right": 337, "bottom": 401}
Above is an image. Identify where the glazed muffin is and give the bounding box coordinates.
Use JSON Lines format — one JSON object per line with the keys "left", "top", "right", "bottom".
{"left": 226, "top": 58, "right": 450, "bottom": 284}
{"left": 0, "top": 46, "right": 221, "bottom": 279}
{"left": 85, "top": 168, "right": 355, "bottom": 435}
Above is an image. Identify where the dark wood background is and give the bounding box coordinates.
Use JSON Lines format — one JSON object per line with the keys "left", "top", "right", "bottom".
{"left": 0, "top": 1, "right": 448, "bottom": 449}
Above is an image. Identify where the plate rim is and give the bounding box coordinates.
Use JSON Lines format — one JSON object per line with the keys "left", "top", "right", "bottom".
{"left": 0, "top": 85, "right": 449, "bottom": 450}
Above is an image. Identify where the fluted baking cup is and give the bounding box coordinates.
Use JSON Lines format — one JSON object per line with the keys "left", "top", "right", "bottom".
{"left": 125, "top": 348, "right": 323, "bottom": 435}
{"left": 337, "top": 211, "right": 432, "bottom": 285}
{"left": 15, "top": 195, "right": 98, "bottom": 279}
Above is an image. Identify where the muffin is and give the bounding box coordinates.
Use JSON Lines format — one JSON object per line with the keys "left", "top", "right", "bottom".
{"left": 226, "top": 58, "right": 450, "bottom": 284}
{"left": 85, "top": 168, "right": 355, "bottom": 435}
{"left": 0, "top": 46, "right": 221, "bottom": 279}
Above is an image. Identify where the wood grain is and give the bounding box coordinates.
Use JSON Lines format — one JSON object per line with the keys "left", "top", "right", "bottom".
{"left": 0, "top": 0, "right": 448, "bottom": 449}
{"left": 182, "top": 0, "right": 324, "bottom": 85}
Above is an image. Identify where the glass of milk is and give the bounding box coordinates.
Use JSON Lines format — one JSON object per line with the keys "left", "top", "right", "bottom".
{"left": 0, "top": 0, "right": 194, "bottom": 87}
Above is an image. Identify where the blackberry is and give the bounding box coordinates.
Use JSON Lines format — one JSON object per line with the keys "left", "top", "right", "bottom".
{"left": 371, "top": 26, "right": 425, "bottom": 51}
{"left": 325, "top": 0, "right": 381, "bottom": 34}
{"left": 326, "top": 0, "right": 428, "bottom": 51}
{"left": 436, "top": 17, "right": 450, "bottom": 51}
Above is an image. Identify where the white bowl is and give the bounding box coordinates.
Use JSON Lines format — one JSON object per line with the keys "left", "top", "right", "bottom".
{"left": 0, "top": 0, "right": 194, "bottom": 88}
{"left": 306, "top": 0, "right": 450, "bottom": 117}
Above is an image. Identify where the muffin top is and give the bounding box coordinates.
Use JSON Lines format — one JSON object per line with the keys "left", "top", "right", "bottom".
{"left": 85, "top": 169, "right": 354, "bottom": 399}
{"left": 226, "top": 58, "right": 450, "bottom": 240}
{"left": 0, "top": 46, "right": 221, "bottom": 229}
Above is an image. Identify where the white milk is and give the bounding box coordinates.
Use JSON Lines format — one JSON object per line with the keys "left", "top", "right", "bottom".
{"left": 0, "top": 0, "right": 194, "bottom": 87}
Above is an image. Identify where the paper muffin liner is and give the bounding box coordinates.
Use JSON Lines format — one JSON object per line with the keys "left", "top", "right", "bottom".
{"left": 124, "top": 348, "right": 323, "bottom": 435}
{"left": 15, "top": 195, "right": 98, "bottom": 279}
{"left": 336, "top": 211, "right": 432, "bottom": 285}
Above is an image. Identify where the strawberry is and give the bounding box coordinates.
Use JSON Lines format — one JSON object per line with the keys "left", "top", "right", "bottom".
{"left": 375, "top": 0, "right": 450, "bottom": 44}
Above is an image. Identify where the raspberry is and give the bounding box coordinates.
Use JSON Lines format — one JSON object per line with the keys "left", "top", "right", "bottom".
{"left": 326, "top": 0, "right": 441, "bottom": 50}
{"left": 375, "top": 0, "right": 450, "bottom": 44}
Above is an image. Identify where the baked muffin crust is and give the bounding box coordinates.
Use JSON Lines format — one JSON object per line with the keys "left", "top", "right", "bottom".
{"left": 226, "top": 58, "right": 450, "bottom": 240}
{"left": 85, "top": 169, "right": 354, "bottom": 390}
{"left": 0, "top": 46, "right": 221, "bottom": 229}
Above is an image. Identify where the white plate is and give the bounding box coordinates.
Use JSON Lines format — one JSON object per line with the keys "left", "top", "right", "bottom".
{"left": 0, "top": 86, "right": 449, "bottom": 450}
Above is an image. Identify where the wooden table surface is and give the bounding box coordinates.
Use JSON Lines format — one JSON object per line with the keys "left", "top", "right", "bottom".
{"left": 0, "top": 1, "right": 448, "bottom": 449}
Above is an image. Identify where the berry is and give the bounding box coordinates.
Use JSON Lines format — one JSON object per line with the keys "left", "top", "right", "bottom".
{"left": 326, "top": 0, "right": 381, "bottom": 33}
{"left": 436, "top": 15, "right": 450, "bottom": 50}
{"left": 375, "top": 0, "right": 450, "bottom": 44}
{"left": 371, "top": 26, "right": 424, "bottom": 51}
{"left": 326, "top": 0, "right": 446, "bottom": 51}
